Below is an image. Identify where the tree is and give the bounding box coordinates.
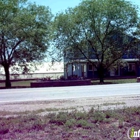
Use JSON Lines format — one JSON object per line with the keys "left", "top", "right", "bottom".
{"left": 53, "top": 0, "right": 138, "bottom": 83}
{"left": 0, "top": 0, "right": 52, "bottom": 88}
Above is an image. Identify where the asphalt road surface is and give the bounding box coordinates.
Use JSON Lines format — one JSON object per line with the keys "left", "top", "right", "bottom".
{"left": 0, "top": 83, "right": 140, "bottom": 103}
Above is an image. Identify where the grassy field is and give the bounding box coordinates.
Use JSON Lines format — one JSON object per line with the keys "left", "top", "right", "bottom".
{"left": 0, "top": 106, "right": 140, "bottom": 139}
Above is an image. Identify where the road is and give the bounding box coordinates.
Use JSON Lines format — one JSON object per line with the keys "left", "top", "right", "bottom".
{"left": 0, "top": 83, "right": 140, "bottom": 103}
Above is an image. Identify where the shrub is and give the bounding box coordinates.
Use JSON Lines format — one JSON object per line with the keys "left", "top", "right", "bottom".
{"left": 76, "top": 119, "right": 92, "bottom": 129}
{"left": 75, "top": 112, "right": 87, "bottom": 120}
{"left": 65, "top": 119, "right": 76, "bottom": 128}
{"left": 91, "top": 111, "right": 106, "bottom": 123}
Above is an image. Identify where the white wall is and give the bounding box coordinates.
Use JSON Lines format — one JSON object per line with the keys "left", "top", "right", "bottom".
{"left": 0, "top": 72, "right": 63, "bottom": 80}
{"left": 0, "top": 62, "right": 64, "bottom": 80}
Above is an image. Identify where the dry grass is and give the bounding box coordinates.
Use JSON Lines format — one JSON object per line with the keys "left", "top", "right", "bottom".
{"left": 0, "top": 106, "right": 140, "bottom": 140}
{"left": 0, "top": 80, "right": 35, "bottom": 87}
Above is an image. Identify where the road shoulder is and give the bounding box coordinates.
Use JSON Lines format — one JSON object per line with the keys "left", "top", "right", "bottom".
{"left": 0, "top": 94, "right": 140, "bottom": 117}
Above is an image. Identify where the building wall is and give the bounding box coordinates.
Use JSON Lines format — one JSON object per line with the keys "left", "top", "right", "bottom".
{"left": 0, "top": 72, "right": 64, "bottom": 80}
{"left": 64, "top": 63, "right": 87, "bottom": 79}
{"left": 64, "top": 61, "right": 139, "bottom": 79}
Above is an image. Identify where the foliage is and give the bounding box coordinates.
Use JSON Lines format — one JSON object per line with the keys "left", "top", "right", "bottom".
{"left": 53, "top": 0, "right": 139, "bottom": 83}
{"left": 65, "top": 119, "right": 76, "bottom": 128}
{"left": 0, "top": 0, "right": 52, "bottom": 87}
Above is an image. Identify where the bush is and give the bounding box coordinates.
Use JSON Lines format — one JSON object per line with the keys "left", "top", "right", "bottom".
{"left": 59, "top": 75, "right": 65, "bottom": 80}
{"left": 76, "top": 119, "right": 92, "bottom": 129}
{"left": 65, "top": 119, "right": 76, "bottom": 128}
{"left": 91, "top": 111, "right": 106, "bottom": 123}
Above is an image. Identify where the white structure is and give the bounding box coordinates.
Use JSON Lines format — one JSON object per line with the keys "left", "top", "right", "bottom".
{"left": 0, "top": 62, "right": 64, "bottom": 80}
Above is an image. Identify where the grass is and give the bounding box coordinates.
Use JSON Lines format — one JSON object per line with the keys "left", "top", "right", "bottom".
{"left": 104, "top": 78, "right": 137, "bottom": 84}
{"left": 11, "top": 80, "right": 34, "bottom": 87}
{"left": 0, "top": 80, "right": 35, "bottom": 87}
{"left": 0, "top": 78, "right": 137, "bottom": 88}
{"left": 92, "top": 78, "right": 136, "bottom": 84}
{"left": 101, "top": 102, "right": 126, "bottom": 106}
{"left": 0, "top": 106, "right": 140, "bottom": 139}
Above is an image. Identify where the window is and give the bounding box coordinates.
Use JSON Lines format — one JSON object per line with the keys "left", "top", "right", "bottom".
{"left": 129, "top": 63, "right": 135, "bottom": 71}
{"left": 88, "top": 64, "right": 93, "bottom": 71}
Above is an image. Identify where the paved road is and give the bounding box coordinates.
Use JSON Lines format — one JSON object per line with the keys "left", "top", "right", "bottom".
{"left": 0, "top": 83, "right": 140, "bottom": 103}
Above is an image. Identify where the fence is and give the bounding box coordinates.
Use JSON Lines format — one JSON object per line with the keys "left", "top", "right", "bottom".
{"left": 0, "top": 72, "right": 64, "bottom": 80}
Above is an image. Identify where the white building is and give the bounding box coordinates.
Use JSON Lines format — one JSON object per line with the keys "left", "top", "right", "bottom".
{"left": 0, "top": 62, "right": 64, "bottom": 80}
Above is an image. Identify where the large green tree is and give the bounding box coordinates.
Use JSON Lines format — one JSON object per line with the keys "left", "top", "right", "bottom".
{"left": 53, "top": 0, "right": 138, "bottom": 83}
{"left": 0, "top": 0, "right": 52, "bottom": 88}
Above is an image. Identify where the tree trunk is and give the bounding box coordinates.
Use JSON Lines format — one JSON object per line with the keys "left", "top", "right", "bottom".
{"left": 4, "top": 65, "right": 11, "bottom": 88}
{"left": 98, "top": 64, "right": 104, "bottom": 84}
{"left": 99, "top": 74, "right": 104, "bottom": 83}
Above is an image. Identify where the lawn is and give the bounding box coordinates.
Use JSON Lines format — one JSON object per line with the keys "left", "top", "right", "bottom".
{"left": 0, "top": 80, "right": 35, "bottom": 88}
{"left": 92, "top": 78, "right": 137, "bottom": 84}
{"left": 0, "top": 106, "right": 140, "bottom": 140}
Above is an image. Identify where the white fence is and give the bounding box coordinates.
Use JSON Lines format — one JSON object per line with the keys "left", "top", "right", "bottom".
{"left": 0, "top": 72, "right": 64, "bottom": 80}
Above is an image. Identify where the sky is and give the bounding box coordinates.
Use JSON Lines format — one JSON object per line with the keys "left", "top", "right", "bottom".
{"left": 29, "top": 0, "right": 140, "bottom": 15}
{"left": 29, "top": 0, "right": 82, "bottom": 14}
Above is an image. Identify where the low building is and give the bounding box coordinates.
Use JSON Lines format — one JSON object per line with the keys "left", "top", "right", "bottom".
{"left": 64, "top": 59, "right": 140, "bottom": 79}
{"left": 64, "top": 33, "right": 140, "bottom": 79}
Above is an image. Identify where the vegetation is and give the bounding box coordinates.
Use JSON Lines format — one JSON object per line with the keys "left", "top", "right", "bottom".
{"left": 0, "top": 80, "right": 34, "bottom": 87}
{"left": 91, "top": 78, "right": 137, "bottom": 84}
{"left": 0, "top": 0, "right": 52, "bottom": 88}
{"left": 0, "top": 106, "right": 140, "bottom": 139}
{"left": 0, "top": 78, "right": 137, "bottom": 88}
{"left": 53, "top": 0, "right": 139, "bottom": 83}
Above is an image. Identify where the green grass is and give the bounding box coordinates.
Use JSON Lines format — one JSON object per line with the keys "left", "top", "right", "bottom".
{"left": 92, "top": 78, "right": 136, "bottom": 84}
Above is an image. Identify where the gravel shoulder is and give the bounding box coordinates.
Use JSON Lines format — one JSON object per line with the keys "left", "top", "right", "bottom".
{"left": 0, "top": 94, "right": 140, "bottom": 115}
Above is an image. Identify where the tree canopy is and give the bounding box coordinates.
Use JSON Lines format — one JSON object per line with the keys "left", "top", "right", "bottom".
{"left": 0, "top": 0, "right": 52, "bottom": 87}
{"left": 53, "top": 0, "right": 139, "bottom": 82}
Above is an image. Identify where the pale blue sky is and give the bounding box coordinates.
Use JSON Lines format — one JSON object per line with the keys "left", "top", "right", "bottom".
{"left": 29, "top": 0, "right": 140, "bottom": 15}
{"left": 29, "top": 0, "right": 81, "bottom": 14}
